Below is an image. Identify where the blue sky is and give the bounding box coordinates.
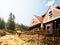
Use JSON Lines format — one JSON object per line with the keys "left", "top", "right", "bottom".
{"left": 0, "top": 0, "right": 60, "bottom": 25}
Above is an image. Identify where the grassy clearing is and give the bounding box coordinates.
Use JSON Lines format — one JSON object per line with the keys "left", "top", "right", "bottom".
{"left": 18, "top": 34, "right": 44, "bottom": 45}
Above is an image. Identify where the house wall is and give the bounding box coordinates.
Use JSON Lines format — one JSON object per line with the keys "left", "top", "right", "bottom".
{"left": 29, "top": 16, "right": 41, "bottom": 27}
{"left": 43, "top": 13, "right": 48, "bottom": 23}
{"left": 44, "top": 23, "right": 53, "bottom": 34}
{"left": 28, "top": 6, "right": 60, "bottom": 35}
{"left": 43, "top": 7, "right": 60, "bottom": 24}
{"left": 43, "top": 7, "right": 60, "bottom": 35}
{"left": 55, "top": 18, "right": 60, "bottom": 35}
{"left": 53, "top": 8, "right": 60, "bottom": 18}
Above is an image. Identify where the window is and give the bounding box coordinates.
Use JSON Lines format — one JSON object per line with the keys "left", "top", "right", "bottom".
{"left": 46, "top": 26, "right": 51, "bottom": 30}
{"left": 49, "top": 11, "right": 52, "bottom": 17}
{"left": 32, "top": 18, "right": 37, "bottom": 23}
{"left": 47, "top": 26, "right": 50, "bottom": 30}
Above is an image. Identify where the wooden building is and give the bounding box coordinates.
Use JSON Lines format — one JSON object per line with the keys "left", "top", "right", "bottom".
{"left": 28, "top": 6, "right": 60, "bottom": 35}
{"left": 28, "top": 15, "right": 43, "bottom": 34}
{"left": 43, "top": 6, "right": 60, "bottom": 36}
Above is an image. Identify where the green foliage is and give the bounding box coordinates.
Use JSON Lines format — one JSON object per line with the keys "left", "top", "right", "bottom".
{"left": 0, "top": 18, "right": 5, "bottom": 29}
{"left": 15, "top": 23, "right": 28, "bottom": 32}
{"left": 15, "top": 23, "right": 20, "bottom": 31}
{"left": 7, "top": 12, "right": 15, "bottom": 33}
{"left": 19, "top": 24, "right": 28, "bottom": 31}
{"left": 0, "top": 12, "right": 28, "bottom": 34}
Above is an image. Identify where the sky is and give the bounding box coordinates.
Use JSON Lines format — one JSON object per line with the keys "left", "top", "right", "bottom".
{"left": 0, "top": 0, "right": 60, "bottom": 26}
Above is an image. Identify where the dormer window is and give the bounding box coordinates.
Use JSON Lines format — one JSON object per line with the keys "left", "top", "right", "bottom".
{"left": 49, "top": 11, "right": 52, "bottom": 17}
{"left": 32, "top": 18, "right": 37, "bottom": 23}
{"left": 32, "top": 19, "right": 35, "bottom": 23}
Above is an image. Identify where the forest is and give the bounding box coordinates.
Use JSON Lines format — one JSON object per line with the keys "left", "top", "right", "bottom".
{"left": 0, "top": 12, "right": 28, "bottom": 36}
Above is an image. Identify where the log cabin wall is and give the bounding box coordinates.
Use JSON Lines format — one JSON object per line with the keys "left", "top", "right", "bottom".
{"left": 28, "top": 6, "right": 60, "bottom": 35}
{"left": 53, "top": 18, "right": 60, "bottom": 36}
{"left": 44, "top": 22, "right": 53, "bottom": 35}
{"left": 42, "top": 6, "right": 60, "bottom": 35}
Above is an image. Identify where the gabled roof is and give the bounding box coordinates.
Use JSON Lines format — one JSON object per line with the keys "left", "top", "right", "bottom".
{"left": 43, "top": 6, "right": 60, "bottom": 23}
{"left": 56, "top": 6, "right": 60, "bottom": 10}
{"left": 34, "top": 15, "right": 43, "bottom": 23}
{"left": 42, "top": 6, "right": 60, "bottom": 17}
{"left": 29, "top": 15, "right": 43, "bottom": 27}
{"left": 29, "top": 6, "right": 60, "bottom": 27}
{"left": 42, "top": 12, "right": 47, "bottom": 18}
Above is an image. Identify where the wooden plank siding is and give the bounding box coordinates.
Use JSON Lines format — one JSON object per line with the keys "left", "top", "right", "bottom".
{"left": 28, "top": 6, "right": 60, "bottom": 35}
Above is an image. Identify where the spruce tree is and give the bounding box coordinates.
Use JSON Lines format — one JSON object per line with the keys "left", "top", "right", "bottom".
{"left": 7, "top": 12, "right": 15, "bottom": 33}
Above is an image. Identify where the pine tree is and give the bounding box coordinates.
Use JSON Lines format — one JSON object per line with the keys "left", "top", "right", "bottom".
{"left": 0, "top": 17, "right": 5, "bottom": 29}
{"left": 7, "top": 12, "right": 15, "bottom": 33}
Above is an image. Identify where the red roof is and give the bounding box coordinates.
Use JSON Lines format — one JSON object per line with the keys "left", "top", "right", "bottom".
{"left": 34, "top": 15, "right": 43, "bottom": 23}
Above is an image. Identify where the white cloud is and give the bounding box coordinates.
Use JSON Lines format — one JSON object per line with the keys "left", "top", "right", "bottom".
{"left": 57, "top": 0, "right": 60, "bottom": 2}
{"left": 46, "top": 0, "right": 55, "bottom": 6}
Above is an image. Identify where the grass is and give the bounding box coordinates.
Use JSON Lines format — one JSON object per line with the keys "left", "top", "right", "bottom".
{"left": 18, "top": 34, "right": 44, "bottom": 45}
